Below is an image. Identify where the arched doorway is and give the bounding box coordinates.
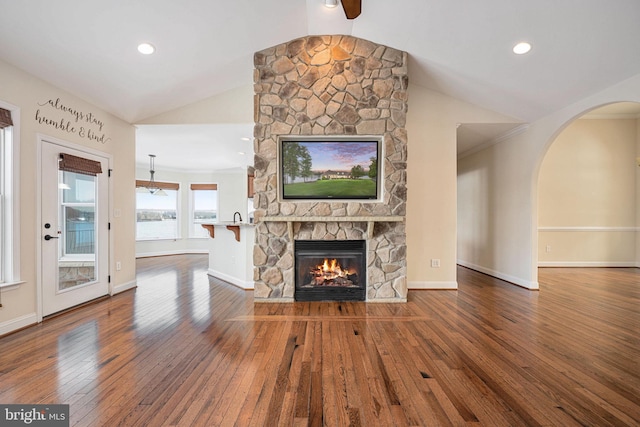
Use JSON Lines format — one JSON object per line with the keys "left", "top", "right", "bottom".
{"left": 537, "top": 102, "right": 640, "bottom": 269}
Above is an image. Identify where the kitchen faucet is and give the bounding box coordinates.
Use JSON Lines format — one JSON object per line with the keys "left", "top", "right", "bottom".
{"left": 233, "top": 212, "right": 243, "bottom": 223}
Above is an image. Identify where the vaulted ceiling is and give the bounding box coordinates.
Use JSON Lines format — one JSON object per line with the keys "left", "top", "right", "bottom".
{"left": 1, "top": 0, "right": 639, "bottom": 168}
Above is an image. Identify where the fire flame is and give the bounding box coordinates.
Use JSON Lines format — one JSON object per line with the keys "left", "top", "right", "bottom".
{"left": 314, "top": 258, "right": 350, "bottom": 280}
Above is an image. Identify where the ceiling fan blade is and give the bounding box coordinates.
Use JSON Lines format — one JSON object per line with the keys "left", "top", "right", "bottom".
{"left": 341, "top": 0, "right": 361, "bottom": 19}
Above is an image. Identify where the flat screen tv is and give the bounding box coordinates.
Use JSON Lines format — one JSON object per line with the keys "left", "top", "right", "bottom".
{"left": 279, "top": 137, "right": 382, "bottom": 200}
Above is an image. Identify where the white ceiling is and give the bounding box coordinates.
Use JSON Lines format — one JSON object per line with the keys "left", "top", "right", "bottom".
{"left": 135, "top": 124, "right": 254, "bottom": 172}
{"left": 1, "top": 0, "right": 639, "bottom": 168}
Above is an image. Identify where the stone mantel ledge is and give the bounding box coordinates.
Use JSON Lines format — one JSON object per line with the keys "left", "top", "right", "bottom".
{"left": 259, "top": 216, "right": 404, "bottom": 240}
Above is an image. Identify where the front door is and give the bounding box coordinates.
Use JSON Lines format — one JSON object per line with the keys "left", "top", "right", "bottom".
{"left": 40, "top": 140, "right": 109, "bottom": 317}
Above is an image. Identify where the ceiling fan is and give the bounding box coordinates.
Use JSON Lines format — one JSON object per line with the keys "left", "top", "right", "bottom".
{"left": 327, "top": 0, "right": 361, "bottom": 19}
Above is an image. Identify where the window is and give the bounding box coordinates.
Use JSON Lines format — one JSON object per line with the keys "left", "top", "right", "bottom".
{"left": 190, "top": 183, "right": 218, "bottom": 238}
{"left": 136, "top": 181, "right": 179, "bottom": 240}
{"left": 60, "top": 171, "right": 96, "bottom": 257}
{"left": 0, "top": 103, "right": 20, "bottom": 286}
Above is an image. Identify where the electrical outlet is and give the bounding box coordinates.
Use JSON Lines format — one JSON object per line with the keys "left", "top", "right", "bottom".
{"left": 545, "top": 245, "right": 551, "bottom": 253}
{"left": 431, "top": 259, "right": 440, "bottom": 268}
{"left": 116, "top": 261, "right": 121, "bottom": 271}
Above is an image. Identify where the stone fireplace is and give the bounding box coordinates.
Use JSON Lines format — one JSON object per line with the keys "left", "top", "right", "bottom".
{"left": 252, "top": 35, "right": 408, "bottom": 302}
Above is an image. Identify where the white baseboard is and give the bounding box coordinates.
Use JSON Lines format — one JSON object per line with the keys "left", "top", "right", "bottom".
{"left": 0, "top": 312, "right": 37, "bottom": 337}
{"left": 457, "top": 260, "right": 539, "bottom": 290}
{"left": 208, "top": 269, "right": 254, "bottom": 290}
{"left": 112, "top": 280, "right": 137, "bottom": 294}
{"left": 136, "top": 249, "right": 208, "bottom": 258}
{"left": 538, "top": 261, "right": 638, "bottom": 268}
{"left": 408, "top": 281, "right": 458, "bottom": 290}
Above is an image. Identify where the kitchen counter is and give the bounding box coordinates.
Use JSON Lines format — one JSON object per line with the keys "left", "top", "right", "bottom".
{"left": 202, "top": 223, "right": 254, "bottom": 289}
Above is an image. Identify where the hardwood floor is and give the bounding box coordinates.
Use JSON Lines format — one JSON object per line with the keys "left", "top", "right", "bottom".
{"left": 1, "top": 256, "right": 638, "bottom": 426}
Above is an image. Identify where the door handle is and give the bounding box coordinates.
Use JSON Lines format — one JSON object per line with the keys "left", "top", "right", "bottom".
{"left": 44, "top": 234, "right": 59, "bottom": 241}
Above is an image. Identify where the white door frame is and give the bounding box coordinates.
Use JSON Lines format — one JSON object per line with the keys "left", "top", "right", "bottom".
{"left": 36, "top": 134, "right": 113, "bottom": 322}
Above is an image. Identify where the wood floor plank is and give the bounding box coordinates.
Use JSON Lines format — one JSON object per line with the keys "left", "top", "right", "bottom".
{"left": 0, "top": 256, "right": 638, "bottom": 426}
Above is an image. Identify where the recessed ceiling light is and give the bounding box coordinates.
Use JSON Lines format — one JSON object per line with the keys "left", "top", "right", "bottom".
{"left": 325, "top": 0, "right": 338, "bottom": 8}
{"left": 238, "top": 151, "right": 246, "bottom": 155}
{"left": 137, "top": 43, "right": 155, "bottom": 55}
{"left": 513, "top": 42, "right": 532, "bottom": 55}
{"left": 240, "top": 137, "right": 251, "bottom": 141}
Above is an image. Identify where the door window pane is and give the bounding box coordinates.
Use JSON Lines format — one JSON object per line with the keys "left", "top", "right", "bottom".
{"left": 58, "top": 171, "right": 96, "bottom": 289}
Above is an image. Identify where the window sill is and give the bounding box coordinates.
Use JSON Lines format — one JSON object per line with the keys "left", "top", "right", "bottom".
{"left": 0, "top": 280, "right": 25, "bottom": 291}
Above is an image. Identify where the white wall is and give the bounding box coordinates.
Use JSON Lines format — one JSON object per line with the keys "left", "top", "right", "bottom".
{"left": 407, "top": 85, "right": 520, "bottom": 288}
{"left": 637, "top": 118, "right": 640, "bottom": 266}
{"left": 457, "top": 72, "right": 640, "bottom": 288}
{"left": 135, "top": 168, "right": 248, "bottom": 257}
{"left": 538, "top": 117, "right": 638, "bottom": 267}
{"left": 0, "top": 59, "right": 136, "bottom": 334}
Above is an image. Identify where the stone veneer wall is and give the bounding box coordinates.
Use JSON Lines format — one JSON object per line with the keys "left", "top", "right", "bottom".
{"left": 252, "top": 35, "right": 408, "bottom": 302}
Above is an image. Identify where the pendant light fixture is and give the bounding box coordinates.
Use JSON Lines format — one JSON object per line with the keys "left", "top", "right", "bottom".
{"left": 137, "top": 154, "right": 168, "bottom": 196}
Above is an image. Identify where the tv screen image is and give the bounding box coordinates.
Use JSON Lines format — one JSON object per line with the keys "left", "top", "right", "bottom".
{"left": 280, "top": 139, "right": 380, "bottom": 200}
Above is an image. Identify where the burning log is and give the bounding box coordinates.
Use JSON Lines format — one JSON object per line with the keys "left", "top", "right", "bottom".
{"left": 307, "top": 258, "right": 358, "bottom": 287}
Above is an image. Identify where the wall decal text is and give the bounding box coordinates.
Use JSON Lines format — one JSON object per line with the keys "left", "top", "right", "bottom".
{"left": 35, "top": 97, "right": 111, "bottom": 144}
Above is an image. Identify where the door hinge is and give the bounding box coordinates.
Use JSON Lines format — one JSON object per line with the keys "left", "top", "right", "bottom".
{"left": 108, "top": 222, "right": 111, "bottom": 230}
{"left": 108, "top": 168, "right": 113, "bottom": 177}
{"left": 108, "top": 275, "right": 111, "bottom": 283}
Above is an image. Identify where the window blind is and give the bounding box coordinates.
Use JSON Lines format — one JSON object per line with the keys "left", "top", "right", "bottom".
{"left": 190, "top": 183, "right": 217, "bottom": 191}
{"left": 136, "top": 180, "right": 179, "bottom": 190}
{"left": 59, "top": 153, "right": 103, "bottom": 176}
{"left": 0, "top": 108, "right": 12, "bottom": 129}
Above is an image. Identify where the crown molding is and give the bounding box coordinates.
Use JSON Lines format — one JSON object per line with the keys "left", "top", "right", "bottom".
{"left": 457, "top": 124, "right": 530, "bottom": 160}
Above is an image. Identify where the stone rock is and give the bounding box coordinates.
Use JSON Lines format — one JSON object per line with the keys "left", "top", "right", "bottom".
{"left": 287, "top": 39, "right": 305, "bottom": 57}
{"left": 335, "top": 104, "right": 359, "bottom": 125}
{"left": 358, "top": 108, "right": 380, "bottom": 120}
{"left": 312, "top": 203, "right": 331, "bottom": 216}
{"left": 312, "top": 223, "right": 327, "bottom": 240}
{"left": 306, "top": 36, "right": 324, "bottom": 52}
{"left": 349, "top": 57, "right": 365, "bottom": 76}
{"left": 276, "top": 252, "right": 293, "bottom": 270}
{"left": 299, "top": 68, "right": 319, "bottom": 88}
{"left": 369, "top": 267, "right": 384, "bottom": 285}
{"left": 306, "top": 95, "right": 326, "bottom": 119}
{"left": 253, "top": 246, "right": 267, "bottom": 266}
{"left": 279, "top": 81, "right": 299, "bottom": 99}
{"left": 312, "top": 77, "right": 332, "bottom": 95}
{"left": 331, "top": 45, "right": 351, "bottom": 61}
{"left": 270, "top": 238, "right": 287, "bottom": 257}
{"left": 373, "top": 80, "right": 394, "bottom": 99}
{"left": 392, "top": 276, "right": 407, "bottom": 299}
{"left": 331, "top": 74, "right": 348, "bottom": 91}
{"left": 356, "top": 119, "right": 386, "bottom": 135}
{"left": 267, "top": 222, "right": 288, "bottom": 237}
{"left": 281, "top": 202, "right": 296, "bottom": 215}
{"left": 254, "top": 282, "right": 272, "bottom": 298}
{"left": 311, "top": 49, "right": 331, "bottom": 66}
{"left": 376, "top": 283, "right": 396, "bottom": 299}
{"left": 291, "top": 98, "right": 306, "bottom": 112}
{"left": 270, "top": 121, "right": 292, "bottom": 135}
{"left": 382, "top": 264, "right": 400, "bottom": 273}
{"left": 273, "top": 57, "right": 295, "bottom": 74}
{"left": 346, "top": 84, "right": 363, "bottom": 100}
{"left": 262, "top": 93, "right": 284, "bottom": 106}
{"left": 262, "top": 267, "right": 283, "bottom": 286}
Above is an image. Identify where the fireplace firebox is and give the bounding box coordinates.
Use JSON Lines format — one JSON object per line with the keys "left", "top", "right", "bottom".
{"left": 294, "top": 240, "right": 366, "bottom": 301}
